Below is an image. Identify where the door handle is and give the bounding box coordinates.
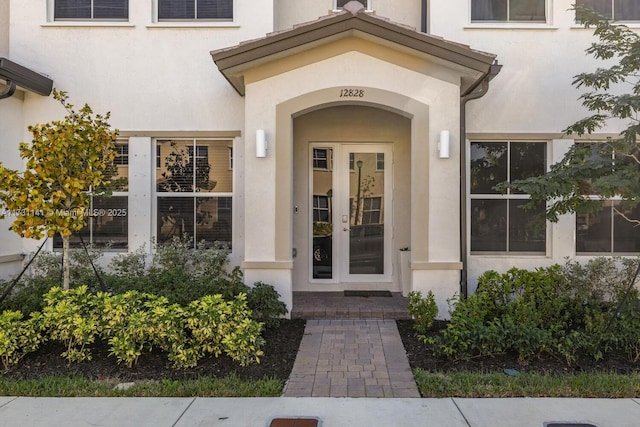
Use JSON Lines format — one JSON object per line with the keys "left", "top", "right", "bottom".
{"left": 343, "top": 227, "right": 350, "bottom": 231}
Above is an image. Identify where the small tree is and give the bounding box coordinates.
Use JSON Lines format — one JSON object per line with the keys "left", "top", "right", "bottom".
{"left": 505, "top": 7, "right": 640, "bottom": 225}
{"left": 0, "top": 90, "right": 118, "bottom": 289}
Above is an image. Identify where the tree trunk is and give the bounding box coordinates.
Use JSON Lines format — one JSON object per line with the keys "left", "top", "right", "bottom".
{"left": 62, "top": 234, "right": 70, "bottom": 290}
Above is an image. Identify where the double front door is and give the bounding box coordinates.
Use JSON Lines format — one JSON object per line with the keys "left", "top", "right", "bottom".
{"left": 310, "top": 143, "right": 392, "bottom": 283}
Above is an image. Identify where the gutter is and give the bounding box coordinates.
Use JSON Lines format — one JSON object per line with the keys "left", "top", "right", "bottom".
{"left": 0, "top": 58, "right": 53, "bottom": 100}
{"left": 459, "top": 62, "right": 502, "bottom": 298}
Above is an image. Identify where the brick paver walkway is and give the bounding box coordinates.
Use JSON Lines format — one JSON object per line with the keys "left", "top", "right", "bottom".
{"left": 284, "top": 320, "right": 420, "bottom": 398}
{"left": 291, "top": 292, "right": 411, "bottom": 320}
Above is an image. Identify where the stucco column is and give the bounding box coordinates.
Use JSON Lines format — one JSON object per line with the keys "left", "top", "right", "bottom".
{"left": 128, "top": 137, "right": 153, "bottom": 255}
{"left": 241, "top": 93, "right": 293, "bottom": 313}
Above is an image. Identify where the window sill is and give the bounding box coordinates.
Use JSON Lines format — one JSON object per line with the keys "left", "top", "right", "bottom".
{"left": 42, "top": 22, "right": 135, "bottom": 28}
{"left": 470, "top": 253, "right": 548, "bottom": 258}
{"left": 53, "top": 248, "right": 129, "bottom": 253}
{"left": 331, "top": 9, "right": 373, "bottom": 13}
{"left": 464, "top": 23, "right": 558, "bottom": 30}
{"left": 571, "top": 23, "right": 640, "bottom": 30}
{"left": 146, "top": 22, "right": 240, "bottom": 29}
{"left": 576, "top": 252, "right": 640, "bottom": 256}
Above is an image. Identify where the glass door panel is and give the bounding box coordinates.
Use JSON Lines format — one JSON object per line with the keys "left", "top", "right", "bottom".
{"left": 349, "top": 152, "right": 385, "bottom": 274}
{"left": 311, "top": 147, "right": 333, "bottom": 279}
{"left": 309, "top": 144, "right": 392, "bottom": 283}
{"left": 341, "top": 145, "right": 392, "bottom": 283}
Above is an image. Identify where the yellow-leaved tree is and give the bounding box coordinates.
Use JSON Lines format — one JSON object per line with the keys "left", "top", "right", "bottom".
{"left": 0, "top": 90, "right": 118, "bottom": 289}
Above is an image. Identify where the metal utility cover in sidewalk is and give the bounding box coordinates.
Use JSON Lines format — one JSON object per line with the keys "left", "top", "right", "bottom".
{"left": 270, "top": 418, "right": 319, "bottom": 427}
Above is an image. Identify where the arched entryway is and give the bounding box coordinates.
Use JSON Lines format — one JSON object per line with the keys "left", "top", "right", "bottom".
{"left": 212, "top": 5, "right": 497, "bottom": 315}
{"left": 292, "top": 104, "right": 411, "bottom": 292}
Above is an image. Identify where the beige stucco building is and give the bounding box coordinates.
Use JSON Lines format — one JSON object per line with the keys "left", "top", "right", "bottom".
{"left": 1, "top": 1, "right": 639, "bottom": 317}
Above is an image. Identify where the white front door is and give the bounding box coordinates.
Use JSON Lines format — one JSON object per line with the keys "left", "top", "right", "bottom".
{"left": 310, "top": 143, "right": 393, "bottom": 284}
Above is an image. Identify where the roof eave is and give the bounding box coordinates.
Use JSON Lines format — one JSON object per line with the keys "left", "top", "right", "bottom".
{"left": 212, "top": 11, "right": 496, "bottom": 96}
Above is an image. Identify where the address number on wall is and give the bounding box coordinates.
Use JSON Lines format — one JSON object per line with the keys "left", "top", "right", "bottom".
{"left": 339, "top": 88, "right": 365, "bottom": 98}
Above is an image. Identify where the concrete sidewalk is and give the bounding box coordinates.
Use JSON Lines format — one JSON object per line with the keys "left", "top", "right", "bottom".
{"left": 1, "top": 396, "right": 640, "bottom": 426}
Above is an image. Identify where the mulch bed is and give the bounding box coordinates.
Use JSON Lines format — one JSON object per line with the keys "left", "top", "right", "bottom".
{"left": 4, "top": 319, "right": 640, "bottom": 383}
{"left": 3, "top": 319, "right": 306, "bottom": 382}
{"left": 396, "top": 320, "right": 640, "bottom": 375}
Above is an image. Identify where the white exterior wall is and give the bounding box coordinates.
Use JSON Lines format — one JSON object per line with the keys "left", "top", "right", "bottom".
{"left": 243, "top": 51, "right": 464, "bottom": 313}
{"left": 0, "top": 92, "right": 28, "bottom": 277}
{"left": 431, "top": 0, "right": 602, "bottom": 134}
{"left": 9, "top": 1, "right": 273, "bottom": 131}
{"left": 430, "top": 1, "right": 638, "bottom": 292}
{"left": 274, "top": 0, "right": 422, "bottom": 32}
{"left": 2, "top": 0, "right": 636, "bottom": 298}
{"left": 0, "top": 0, "right": 9, "bottom": 57}
{"left": 5, "top": 0, "right": 273, "bottom": 264}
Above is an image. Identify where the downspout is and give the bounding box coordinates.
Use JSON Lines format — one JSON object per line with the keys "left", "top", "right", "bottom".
{"left": 459, "top": 62, "right": 502, "bottom": 298}
{"left": 421, "top": 0, "right": 428, "bottom": 33}
{"left": 0, "top": 80, "right": 17, "bottom": 99}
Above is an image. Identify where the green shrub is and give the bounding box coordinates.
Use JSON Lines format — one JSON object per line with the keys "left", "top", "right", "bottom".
{"left": 5, "top": 236, "right": 288, "bottom": 331}
{"left": 108, "top": 246, "right": 147, "bottom": 277}
{"left": 407, "top": 290, "right": 438, "bottom": 337}
{"left": 96, "top": 291, "right": 184, "bottom": 368}
{"left": 246, "top": 282, "right": 288, "bottom": 328}
{"left": 561, "top": 257, "right": 638, "bottom": 304}
{"left": 437, "top": 266, "right": 572, "bottom": 360}
{"left": 150, "top": 235, "right": 230, "bottom": 279}
{"left": 0, "top": 252, "right": 63, "bottom": 314}
{"left": 0, "top": 310, "right": 43, "bottom": 370}
{"left": 1, "top": 248, "right": 108, "bottom": 314}
{"left": 107, "top": 237, "right": 248, "bottom": 306}
{"left": 180, "top": 293, "right": 264, "bottom": 368}
{"left": 595, "top": 298, "right": 640, "bottom": 362}
{"left": 68, "top": 245, "right": 108, "bottom": 292}
{"left": 41, "top": 286, "right": 100, "bottom": 362}
{"left": 436, "top": 258, "right": 640, "bottom": 363}
{"left": 0, "top": 277, "right": 54, "bottom": 315}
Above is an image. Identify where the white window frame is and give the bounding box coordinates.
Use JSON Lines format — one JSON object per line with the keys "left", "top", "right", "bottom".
{"left": 156, "top": 145, "right": 162, "bottom": 169}
{"left": 154, "top": 0, "right": 234, "bottom": 22}
{"left": 362, "top": 196, "right": 382, "bottom": 224}
{"left": 53, "top": 139, "right": 129, "bottom": 250}
{"left": 469, "top": 140, "right": 549, "bottom": 255}
{"left": 49, "top": 0, "right": 129, "bottom": 22}
{"left": 375, "top": 152, "right": 384, "bottom": 171}
{"left": 313, "top": 148, "right": 331, "bottom": 170}
{"left": 313, "top": 195, "right": 331, "bottom": 223}
{"left": 575, "top": 0, "right": 640, "bottom": 22}
{"left": 468, "top": 0, "right": 552, "bottom": 27}
{"left": 154, "top": 138, "right": 234, "bottom": 248}
{"left": 114, "top": 142, "right": 129, "bottom": 165}
{"left": 334, "top": 0, "right": 371, "bottom": 11}
{"left": 574, "top": 142, "right": 640, "bottom": 254}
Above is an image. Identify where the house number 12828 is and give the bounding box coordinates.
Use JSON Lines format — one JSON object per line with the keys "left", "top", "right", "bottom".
{"left": 339, "top": 88, "right": 365, "bottom": 97}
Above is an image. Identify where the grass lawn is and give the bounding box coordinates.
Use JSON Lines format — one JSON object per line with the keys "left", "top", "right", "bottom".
{"left": 414, "top": 370, "right": 640, "bottom": 398}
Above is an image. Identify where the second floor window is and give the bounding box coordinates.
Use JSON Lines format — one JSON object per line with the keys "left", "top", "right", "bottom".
{"left": 54, "top": 0, "right": 128, "bottom": 20}
{"left": 576, "top": 0, "right": 640, "bottom": 22}
{"left": 336, "top": 0, "right": 370, "bottom": 9}
{"left": 471, "top": 0, "right": 546, "bottom": 22}
{"left": 158, "top": 0, "right": 233, "bottom": 21}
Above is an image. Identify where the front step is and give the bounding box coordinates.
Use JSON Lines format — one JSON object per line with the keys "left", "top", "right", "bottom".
{"left": 291, "top": 291, "right": 411, "bottom": 320}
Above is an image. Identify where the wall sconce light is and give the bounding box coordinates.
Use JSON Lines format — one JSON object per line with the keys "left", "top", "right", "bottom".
{"left": 256, "top": 129, "right": 267, "bottom": 158}
{"left": 438, "top": 130, "right": 450, "bottom": 159}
